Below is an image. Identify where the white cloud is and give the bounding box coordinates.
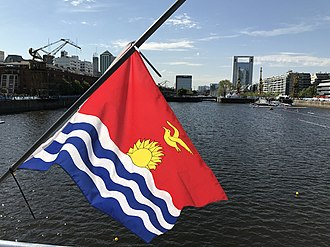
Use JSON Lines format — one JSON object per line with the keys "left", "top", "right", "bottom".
{"left": 255, "top": 53, "right": 330, "bottom": 67}
{"left": 241, "top": 23, "right": 314, "bottom": 37}
{"left": 199, "top": 34, "right": 239, "bottom": 41}
{"left": 323, "top": 16, "right": 330, "bottom": 21}
{"left": 80, "top": 21, "right": 96, "bottom": 26}
{"left": 111, "top": 40, "right": 194, "bottom": 51}
{"left": 61, "top": 20, "right": 74, "bottom": 25}
{"left": 128, "top": 17, "right": 154, "bottom": 23}
{"left": 64, "top": 0, "right": 95, "bottom": 7}
{"left": 60, "top": 20, "right": 96, "bottom": 26}
{"left": 166, "top": 13, "right": 200, "bottom": 29}
{"left": 62, "top": 0, "right": 106, "bottom": 13}
{"left": 111, "top": 40, "right": 130, "bottom": 50}
{"left": 141, "top": 41, "right": 194, "bottom": 51}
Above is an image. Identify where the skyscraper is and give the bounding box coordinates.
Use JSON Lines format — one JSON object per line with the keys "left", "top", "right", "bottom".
{"left": 232, "top": 56, "right": 254, "bottom": 87}
{"left": 100, "top": 50, "right": 116, "bottom": 74}
{"left": 92, "top": 53, "right": 99, "bottom": 77}
{"left": 175, "top": 75, "right": 192, "bottom": 93}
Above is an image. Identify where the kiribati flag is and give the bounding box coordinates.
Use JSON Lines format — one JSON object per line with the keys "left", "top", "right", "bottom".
{"left": 19, "top": 51, "right": 227, "bottom": 243}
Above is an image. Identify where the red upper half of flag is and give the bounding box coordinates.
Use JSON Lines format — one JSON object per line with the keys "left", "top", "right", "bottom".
{"left": 79, "top": 51, "right": 227, "bottom": 209}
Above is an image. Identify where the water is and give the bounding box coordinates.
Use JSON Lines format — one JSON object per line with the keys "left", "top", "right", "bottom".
{"left": 0, "top": 103, "right": 329, "bottom": 246}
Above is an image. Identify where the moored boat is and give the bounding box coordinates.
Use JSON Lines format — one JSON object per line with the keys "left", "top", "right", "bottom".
{"left": 218, "top": 93, "right": 256, "bottom": 104}
{"left": 277, "top": 94, "right": 293, "bottom": 104}
{"left": 254, "top": 98, "right": 270, "bottom": 106}
{"left": 164, "top": 96, "right": 202, "bottom": 102}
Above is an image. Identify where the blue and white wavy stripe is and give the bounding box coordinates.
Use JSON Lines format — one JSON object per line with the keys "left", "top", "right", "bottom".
{"left": 21, "top": 112, "right": 181, "bottom": 242}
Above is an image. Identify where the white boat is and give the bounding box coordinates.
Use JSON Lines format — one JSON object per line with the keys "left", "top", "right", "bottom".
{"left": 276, "top": 94, "right": 293, "bottom": 104}
{"left": 269, "top": 100, "right": 280, "bottom": 106}
{"left": 255, "top": 98, "right": 269, "bottom": 106}
{"left": 251, "top": 98, "right": 271, "bottom": 107}
{"left": 0, "top": 120, "right": 5, "bottom": 124}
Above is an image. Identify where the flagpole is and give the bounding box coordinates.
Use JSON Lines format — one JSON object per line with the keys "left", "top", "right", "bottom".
{"left": 0, "top": 0, "right": 186, "bottom": 185}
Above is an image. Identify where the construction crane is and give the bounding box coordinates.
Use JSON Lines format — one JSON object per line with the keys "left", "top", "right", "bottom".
{"left": 158, "top": 80, "right": 170, "bottom": 87}
{"left": 29, "top": 39, "right": 81, "bottom": 63}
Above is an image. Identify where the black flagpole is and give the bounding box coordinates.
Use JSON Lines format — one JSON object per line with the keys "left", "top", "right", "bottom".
{"left": 0, "top": 0, "right": 186, "bottom": 185}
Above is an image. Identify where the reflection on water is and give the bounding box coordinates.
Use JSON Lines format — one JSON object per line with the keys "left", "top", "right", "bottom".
{"left": 0, "top": 103, "right": 329, "bottom": 246}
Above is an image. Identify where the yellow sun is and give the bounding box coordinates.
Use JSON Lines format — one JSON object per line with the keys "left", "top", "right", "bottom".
{"left": 127, "top": 139, "right": 164, "bottom": 170}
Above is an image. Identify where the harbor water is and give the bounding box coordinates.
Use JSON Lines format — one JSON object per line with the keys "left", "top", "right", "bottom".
{"left": 0, "top": 102, "right": 329, "bottom": 246}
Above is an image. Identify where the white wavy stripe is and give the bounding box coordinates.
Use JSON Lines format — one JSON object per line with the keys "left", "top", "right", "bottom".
{"left": 36, "top": 129, "right": 175, "bottom": 230}
{"left": 28, "top": 111, "right": 180, "bottom": 217}
{"left": 41, "top": 142, "right": 163, "bottom": 235}
{"left": 70, "top": 112, "right": 181, "bottom": 217}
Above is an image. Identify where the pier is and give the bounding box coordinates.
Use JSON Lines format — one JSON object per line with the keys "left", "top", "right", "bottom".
{"left": 293, "top": 99, "right": 330, "bottom": 109}
{"left": 0, "top": 96, "right": 78, "bottom": 114}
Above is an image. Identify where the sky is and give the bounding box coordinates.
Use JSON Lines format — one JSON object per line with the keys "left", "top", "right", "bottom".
{"left": 2, "top": 0, "right": 330, "bottom": 89}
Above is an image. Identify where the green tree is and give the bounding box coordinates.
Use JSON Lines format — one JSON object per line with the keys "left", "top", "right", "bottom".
{"left": 298, "top": 86, "right": 316, "bottom": 98}
{"left": 71, "top": 79, "right": 84, "bottom": 95}
{"left": 82, "top": 81, "right": 91, "bottom": 92}
{"left": 218, "top": 79, "right": 232, "bottom": 97}
{"left": 59, "top": 79, "right": 73, "bottom": 95}
{"left": 177, "top": 88, "right": 188, "bottom": 96}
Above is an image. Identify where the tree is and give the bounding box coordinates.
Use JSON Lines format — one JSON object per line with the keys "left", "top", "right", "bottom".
{"left": 72, "top": 79, "right": 84, "bottom": 95}
{"left": 59, "top": 79, "right": 73, "bottom": 95}
{"left": 1, "top": 87, "right": 9, "bottom": 99}
{"left": 298, "top": 86, "right": 316, "bottom": 98}
{"left": 177, "top": 88, "right": 188, "bottom": 96}
{"left": 82, "top": 80, "right": 90, "bottom": 92}
{"left": 218, "top": 80, "right": 232, "bottom": 97}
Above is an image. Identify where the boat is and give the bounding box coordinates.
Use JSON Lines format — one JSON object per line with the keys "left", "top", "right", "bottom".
{"left": 218, "top": 93, "right": 256, "bottom": 104}
{"left": 253, "top": 98, "right": 270, "bottom": 106}
{"left": 276, "top": 94, "right": 293, "bottom": 104}
{"left": 269, "top": 100, "right": 281, "bottom": 106}
{"left": 250, "top": 97, "right": 273, "bottom": 108}
{"left": 164, "top": 96, "right": 202, "bottom": 102}
{"left": 0, "top": 120, "right": 5, "bottom": 124}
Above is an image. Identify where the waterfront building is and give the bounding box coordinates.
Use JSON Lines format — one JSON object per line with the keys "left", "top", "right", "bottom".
{"left": 197, "top": 85, "right": 210, "bottom": 95}
{"left": 311, "top": 73, "right": 330, "bottom": 86}
{"left": 0, "top": 73, "right": 19, "bottom": 94}
{"left": 175, "top": 75, "right": 192, "bottom": 93}
{"left": 0, "top": 60, "right": 45, "bottom": 95}
{"left": 80, "top": 60, "right": 93, "bottom": 75}
{"left": 0, "top": 58, "right": 97, "bottom": 96}
{"left": 232, "top": 56, "right": 254, "bottom": 88}
{"left": 53, "top": 51, "right": 93, "bottom": 76}
{"left": 317, "top": 80, "right": 330, "bottom": 96}
{"left": 263, "top": 70, "right": 311, "bottom": 96}
{"left": 4, "top": 55, "right": 24, "bottom": 63}
{"left": 54, "top": 51, "right": 80, "bottom": 72}
{"left": 0, "top": 51, "right": 4, "bottom": 63}
{"left": 263, "top": 75, "right": 286, "bottom": 95}
{"left": 100, "top": 50, "right": 116, "bottom": 74}
{"left": 288, "top": 72, "right": 311, "bottom": 97}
